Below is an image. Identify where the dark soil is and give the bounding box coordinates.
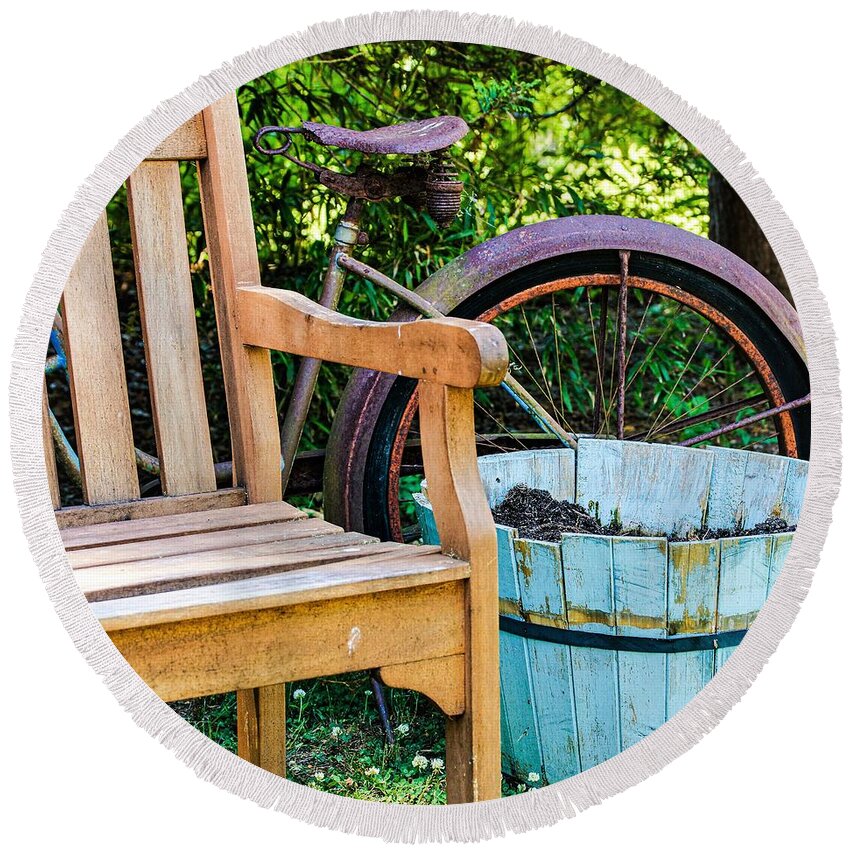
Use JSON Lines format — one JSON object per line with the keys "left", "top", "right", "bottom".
{"left": 491, "top": 484, "right": 795, "bottom": 543}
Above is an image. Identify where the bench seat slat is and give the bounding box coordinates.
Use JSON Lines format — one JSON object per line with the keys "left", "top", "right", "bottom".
{"left": 77, "top": 532, "right": 397, "bottom": 600}
{"left": 61, "top": 500, "right": 303, "bottom": 550}
{"left": 69, "top": 515, "right": 345, "bottom": 568}
{"left": 92, "top": 548, "right": 470, "bottom": 631}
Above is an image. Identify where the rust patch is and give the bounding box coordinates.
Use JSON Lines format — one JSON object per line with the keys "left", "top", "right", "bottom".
{"left": 718, "top": 611, "right": 761, "bottom": 632}
{"left": 566, "top": 606, "right": 616, "bottom": 630}
{"left": 616, "top": 607, "right": 668, "bottom": 632}
{"left": 499, "top": 598, "right": 521, "bottom": 618}
{"left": 668, "top": 604, "right": 715, "bottom": 635}
{"left": 514, "top": 539, "right": 535, "bottom": 584}
{"left": 524, "top": 610, "right": 568, "bottom": 630}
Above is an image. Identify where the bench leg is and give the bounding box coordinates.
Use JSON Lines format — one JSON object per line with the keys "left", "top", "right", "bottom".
{"left": 237, "top": 684, "right": 287, "bottom": 777}
{"left": 444, "top": 638, "right": 501, "bottom": 803}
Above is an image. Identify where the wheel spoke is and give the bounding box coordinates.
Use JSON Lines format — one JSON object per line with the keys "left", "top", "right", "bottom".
{"left": 644, "top": 322, "right": 713, "bottom": 439}
{"left": 588, "top": 285, "right": 609, "bottom": 434}
{"left": 650, "top": 344, "right": 736, "bottom": 435}
{"left": 655, "top": 368, "right": 757, "bottom": 432}
{"left": 520, "top": 302, "right": 559, "bottom": 416}
{"left": 615, "top": 251, "right": 630, "bottom": 439}
{"left": 551, "top": 293, "right": 568, "bottom": 425}
{"left": 628, "top": 393, "right": 767, "bottom": 440}
{"left": 473, "top": 397, "right": 532, "bottom": 452}
{"left": 676, "top": 394, "right": 810, "bottom": 447}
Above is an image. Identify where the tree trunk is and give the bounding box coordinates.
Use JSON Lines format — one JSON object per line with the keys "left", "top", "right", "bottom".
{"left": 708, "top": 170, "right": 793, "bottom": 303}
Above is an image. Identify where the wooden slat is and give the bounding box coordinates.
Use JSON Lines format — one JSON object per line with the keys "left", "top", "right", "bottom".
{"left": 562, "top": 534, "right": 620, "bottom": 771}
{"left": 69, "top": 515, "right": 343, "bottom": 568}
{"left": 93, "top": 553, "right": 470, "bottom": 631}
{"left": 780, "top": 459, "right": 809, "bottom": 525}
{"left": 147, "top": 113, "right": 207, "bottom": 161}
{"left": 55, "top": 487, "right": 247, "bottom": 530}
{"left": 78, "top": 535, "right": 417, "bottom": 601}
{"left": 128, "top": 160, "right": 217, "bottom": 496}
{"left": 103, "top": 581, "right": 466, "bottom": 702}
{"left": 612, "top": 537, "right": 668, "bottom": 750}
{"left": 495, "top": 526, "right": 544, "bottom": 781}
{"left": 61, "top": 500, "right": 300, "bottom": 549}
{"left": 716, "top": 535, "right": 772, "bottom": 633}
{"left": 667, "top": 541, "right": 721, "bottom": 637}
{"left": 576, "top": 439, "right": 713, "bottom": 537}
{"left": 42, "top": 378, "right": 60, "bottom": 508}
{"left": 477, "top": 448, "right": 575, "bottom": 508}
{"left": 199, "top": 94, "right": 281, "bottom": 504}
{"left": 768, "top": 532, "right": 794, "bottom": 593}
{"left": 705, "top": 447, "right": 805, "bottom": 530}
{"left": 62, "top": 213, "right": 139, "bottom": 504}
{"left": 514, "top": 537, "right": 579, "bottom": 783}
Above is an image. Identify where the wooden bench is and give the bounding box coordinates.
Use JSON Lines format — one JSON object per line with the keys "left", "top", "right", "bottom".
{"left": 43, "top": 93, "right": 507, "bottom": 802}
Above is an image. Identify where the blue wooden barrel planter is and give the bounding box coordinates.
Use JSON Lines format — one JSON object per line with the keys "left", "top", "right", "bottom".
{"left": 413, "top": 439, "right": 808, "bottom": 784}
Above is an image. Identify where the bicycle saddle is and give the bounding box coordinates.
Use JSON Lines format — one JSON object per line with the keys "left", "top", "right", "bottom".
{"left": 302, "top": 115, "right": 469, "bottom": 154}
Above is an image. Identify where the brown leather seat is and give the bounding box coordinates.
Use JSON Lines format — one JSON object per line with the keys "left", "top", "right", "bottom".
{"left": 302, "top": 115, "right": 469, "bottom": 154}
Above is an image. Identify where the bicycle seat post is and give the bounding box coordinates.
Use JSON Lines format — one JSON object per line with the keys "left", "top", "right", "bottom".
{"left": 279, "top": 194, "right": 367, "bottom": 489}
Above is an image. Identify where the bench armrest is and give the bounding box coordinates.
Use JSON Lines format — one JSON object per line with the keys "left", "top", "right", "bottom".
{"left": 236, "top": 285, "right": 508, "bottom": 387}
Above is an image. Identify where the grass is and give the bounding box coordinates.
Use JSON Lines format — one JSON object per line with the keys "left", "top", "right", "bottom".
{"left": 171, "top": 673, "right": 532, "bottom": 803}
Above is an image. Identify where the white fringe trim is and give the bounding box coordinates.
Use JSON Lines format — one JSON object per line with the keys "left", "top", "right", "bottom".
{"left": 8, "top": 10, "right": 840, "bottom": 842}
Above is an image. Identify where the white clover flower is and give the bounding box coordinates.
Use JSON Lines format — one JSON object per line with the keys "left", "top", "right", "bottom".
{"left": 430, "top": 758, "right": 445, "bottom": 772}
{"left": 313, "top": 772, "right": 324, "bottom": 781}
{"left": 365, "top": 766, "right": 379, "bottom": 776}
{"left": 331, "top": 726, "right": 343, "bottom": 739}
{"left": 516, "top": 783, "right": 527, "bottom": 792}
{"left": 395, "top": 723, "right": 410, "bottom": 735}
{"left": 527, "top": 772, "right": 540, "bottom": 783}
{"left": 292, "top": 688, "right": 306, "bottom": 700}
{"left": 412, "top": 754, "right": 429, "bottom": 770}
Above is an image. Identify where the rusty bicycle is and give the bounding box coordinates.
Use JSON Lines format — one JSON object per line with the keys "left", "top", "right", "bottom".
{"left": 252, "top": 115, "right": 810, "bottom": 543}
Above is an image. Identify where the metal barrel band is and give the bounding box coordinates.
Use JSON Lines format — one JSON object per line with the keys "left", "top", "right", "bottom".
{"left": 499, "top": 615, "right": 747, "bottom": 654}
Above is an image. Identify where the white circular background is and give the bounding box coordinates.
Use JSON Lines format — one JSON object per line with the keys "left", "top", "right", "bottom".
{"left": 5, "top": 6, "right": 843, "bottom": 845}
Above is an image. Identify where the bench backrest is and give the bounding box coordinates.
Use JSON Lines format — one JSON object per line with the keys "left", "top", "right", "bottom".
{"left": 45, "top": 95, "right": 282, "bottom": 528}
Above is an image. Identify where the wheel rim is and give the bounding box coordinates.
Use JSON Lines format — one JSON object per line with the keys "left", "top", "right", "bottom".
{"left": 385, "top": 273, "right": 801, "bottom": 541}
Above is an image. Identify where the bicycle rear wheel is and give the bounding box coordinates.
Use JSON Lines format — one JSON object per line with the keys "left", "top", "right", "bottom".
{"left": 324, "top": 228, "right": 810, "bottom": 542}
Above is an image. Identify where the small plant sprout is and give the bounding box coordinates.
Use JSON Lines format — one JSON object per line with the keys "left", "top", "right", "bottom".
{"left": 430, "top": 758, "right": 444, "bottom": 772}
{"left": 412, "top": 754, "right": 429, "bottom": 771}
{"left": 292, "top": 688, "right": 306, "bottom": 700}
{"left": 527, "top": 772, "right": 540, "bottom": 783}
